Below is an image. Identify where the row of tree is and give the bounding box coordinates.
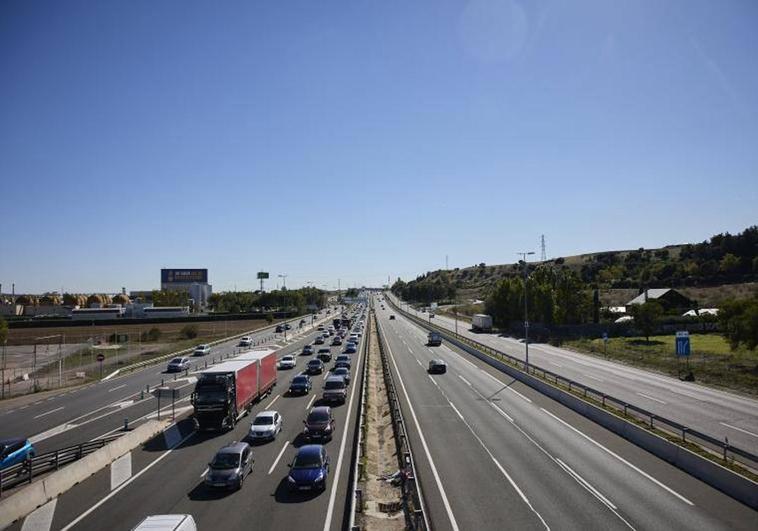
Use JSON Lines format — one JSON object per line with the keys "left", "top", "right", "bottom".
{"left": 207, "top": 287, "right": 327, "bottom": 315}
{"left": 391, "top": 272, "right": 457, "bottom": 304}
{"left": 483, "top": 265, "right": 591, "bottom": 327}
{"left": 719, "top": 295, "right": 758, "bottom": 350}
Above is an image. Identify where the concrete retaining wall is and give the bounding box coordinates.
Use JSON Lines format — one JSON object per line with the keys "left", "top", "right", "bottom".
{"left": 0, "top": 419, "right": 170, "bottom": 529}
{"left": 412, "top": 314, "right": 758, "bottom": 510}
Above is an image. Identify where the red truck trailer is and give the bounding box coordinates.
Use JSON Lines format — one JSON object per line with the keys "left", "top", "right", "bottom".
{"left": 191, "top": 349, "right": 277, "bottom": 431}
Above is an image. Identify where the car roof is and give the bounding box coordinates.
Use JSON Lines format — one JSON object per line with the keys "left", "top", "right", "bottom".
{"left": 334, "top": 367, "right": 348, "bottom": 372}
{"left": 325, "top": 375, "right": 345, "bottom": 383}
{"left": 256, "top": 410, "right": 278, "bottom": 417}
{"left": 311, "top": 406, "right": 331, "bottom": 415}
{"left": 217, "top": 441, "right": 248, "bottom": 454}
{"left": 297, "top": 444, "right": 324, "bottom": 457}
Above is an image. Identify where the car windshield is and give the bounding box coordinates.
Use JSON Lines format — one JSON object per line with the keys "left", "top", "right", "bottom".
{"left": 211, "top": 452, "right": 240, "bottom": 469}
{"left": 324, "top": 380, "right": 344, "bottom": 390}
{"left": 293, "top": 452, "right": 322, "bottom": 469}
{"left": 308, "top": 410, "right": 329, "bottom": 422}
{"left": 170, "top": 358, "right": 182, "bottom": 364}
{"left": 292, "top": 377, "right": 307, "bottom": 384}
{"left": 309, "top": 360, "right": 321, "bottom": 366}
{"left": 253, "top": 416, "right": 274, "bottom": 426}
{"left": 335, "top": 369, "right": 348, "bottom": 376}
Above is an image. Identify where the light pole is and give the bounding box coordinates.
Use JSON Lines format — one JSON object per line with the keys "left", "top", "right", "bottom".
{"left": 278, "top": 274, "right": 288, "bottom": 290}
{"left": 517, "top": 251, "right": 535, "bottom": 371}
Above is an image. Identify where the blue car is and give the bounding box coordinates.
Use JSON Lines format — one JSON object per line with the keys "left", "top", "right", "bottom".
{"left": 287, "top": 445, "right": 329, "bottom": 491}
{"left": 0, "top": 438, "right": 35, "bottom": 470}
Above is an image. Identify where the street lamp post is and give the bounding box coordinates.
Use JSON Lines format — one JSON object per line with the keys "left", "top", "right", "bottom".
{"left": 517, "top": 251, "right": 535, "bottom": 371}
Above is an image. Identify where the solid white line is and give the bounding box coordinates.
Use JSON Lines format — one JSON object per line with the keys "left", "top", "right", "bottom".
{"left": 550, "top": 362, "right": 563, "bottom": 368}
{"left": 584, "top": 374, "right": 604, "bottom": 382}
{"left": 720, "top": 422, "right": 758, "bottom": 439}
{"left": 305, "top": 395, "right": 317, "bottom": 410}
{"left": 636, "top": 392, "right": 666, "bottom": 405}
{"left": 384, "top": 334, "right": 460, "bottom": 531}
{"left": 269, "top": 441, "right": 290, "bottom": 475}
{"left": 458, "top": 375, "right": 472, "bottom": 387}
{"left": 33, "top": 406, "right": 64, "bottom": 419}
{"left": 508, "top": 387, "right": 532, "bottom": 404}
{"left": 265, "top": 394, "right": 280, "bottom": 409}
{"left": 322, "top": 334, "right": 366, "bottom": 531}
{"left": 108, "top": 384, "right": 127, "bottom": 393}
{"left": 200, "top": 467, "right": 208, "bottom": 478}
{"left": 60, "top": 429, "right": 196, "bottom": 531}
{"left": 540, "top": 408, "right": 693, "bottom": 506}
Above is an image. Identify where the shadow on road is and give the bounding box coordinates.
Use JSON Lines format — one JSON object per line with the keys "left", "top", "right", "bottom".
{"left": 272, "top": 477, "right": 323, "bottom": 503}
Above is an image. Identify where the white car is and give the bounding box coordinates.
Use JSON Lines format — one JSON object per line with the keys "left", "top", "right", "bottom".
{"left": 193, "top": 344, "right": 211, "bottom": 356}
{"left": 249, "top": 411, "right": 283, "bottom": 441}
{"left": 238, "top": 336, "right": 252, "bottom": 347}
{"left": 279, "top": 355, "right": 296, "bottom": 369}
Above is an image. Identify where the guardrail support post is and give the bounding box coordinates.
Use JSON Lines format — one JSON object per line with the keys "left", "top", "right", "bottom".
{"left": 124, "top": 418, "right": 129, "bottom": 431}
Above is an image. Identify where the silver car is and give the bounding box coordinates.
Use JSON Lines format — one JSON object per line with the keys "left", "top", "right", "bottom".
{"left": 205, "top": 442, "right": 254, "bottom": 490}
{"left": 248, "top": 411, "right": 283, "bottom": 441}
{"left": 167, "top": 357, "right": 190, "bottom": 372}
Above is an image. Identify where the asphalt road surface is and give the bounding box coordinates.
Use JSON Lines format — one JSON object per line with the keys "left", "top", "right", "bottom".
{"left": 387, "top": 292, "right": 758, "bottom": 455}
{"left": 375, "top": 297, "right": 757, "bottom": 531}
{"left": 7, "top": 307, "right": 369, "bottom": 531}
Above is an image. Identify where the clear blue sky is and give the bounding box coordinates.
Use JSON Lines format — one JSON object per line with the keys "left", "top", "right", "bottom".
{"left": 2, "top": 0, "right": 756, "bottom": 294}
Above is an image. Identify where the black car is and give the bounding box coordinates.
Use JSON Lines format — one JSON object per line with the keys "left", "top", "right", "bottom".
{"left": 317, "top": 348, "right": 332, "bottom": 363}
{"left": 314, "top": 336, "right": 325, "bottom": 345}
{"left": 303, "top": 406, "right": 335, "bottom": 442}
{"left": 289, "top": 374, "right": 313, "bottom": 395}
{"left": 428, "top": 359, "right": 447, "bottom": 374}
{"left": 276, "top": 325, "right": 285, "bottom": 333}
{"left": 307, "top": 358, "right": 325, "bottom": 375}
{"left": 332, "top": 367, "right": 351, "bottom": 385}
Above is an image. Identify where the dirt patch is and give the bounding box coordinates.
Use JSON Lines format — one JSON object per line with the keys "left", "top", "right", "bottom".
{"left": 357, "top": 315, "right": 405, "bottom": 531}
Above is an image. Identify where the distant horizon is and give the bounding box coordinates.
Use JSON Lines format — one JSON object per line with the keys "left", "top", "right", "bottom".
{"left": 2, "top": 223, "right": 753, "bottom": 296}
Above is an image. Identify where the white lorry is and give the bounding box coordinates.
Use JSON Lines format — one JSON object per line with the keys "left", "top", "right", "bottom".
{"left": 471, "top": 314, "right": 493, "bottom": 332}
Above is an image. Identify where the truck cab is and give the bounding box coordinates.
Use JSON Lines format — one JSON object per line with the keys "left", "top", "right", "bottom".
{"left": 192, "top": 373, "right": 236, "bottom": 431}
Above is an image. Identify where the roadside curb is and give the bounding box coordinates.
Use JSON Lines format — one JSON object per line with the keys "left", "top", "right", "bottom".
{"left": 0, "top": 419, "right": 171, "bottom": 529}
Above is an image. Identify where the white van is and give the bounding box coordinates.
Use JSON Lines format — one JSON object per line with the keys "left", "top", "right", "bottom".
{"left": 132, "top": 514, "right": 197, "bottom": 531}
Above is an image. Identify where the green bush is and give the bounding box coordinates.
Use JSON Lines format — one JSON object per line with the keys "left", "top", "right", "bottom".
{"left": 180, "top": 324, "right": 199, "bottom": 339}
{"left": 141, "top": 327, "right": 162, "bottom": 342}
{"left": 266, "top": 313, "right": 274, "bottom": 324}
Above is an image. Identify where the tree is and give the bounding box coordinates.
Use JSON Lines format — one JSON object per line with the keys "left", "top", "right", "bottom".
{"left": 628, "top": 302, "right": 663, "bottom": 342}
{"left": 179, "top": 324, "right": 199, "bottom": 339}
{"left": 152, "top": 290, "right": 190, "bottom": 307}
{"left": 720, "top": 253, "right": 740, "bottom": 274}
{"left": 719, "top": 296, "right": 758, "bottom": 350}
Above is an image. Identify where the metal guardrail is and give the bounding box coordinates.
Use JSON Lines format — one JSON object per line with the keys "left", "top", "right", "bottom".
{"left": 348, "top": 307, "right": 372, "bottom": 530}
{"left": 0, "top": 433, "right": 124, "bottom": 497}
{"left": 374, "top": 315, "right": 429, "bottom": 531}
{"left": 388, "top": 296, "right": 758, "bottom": 474}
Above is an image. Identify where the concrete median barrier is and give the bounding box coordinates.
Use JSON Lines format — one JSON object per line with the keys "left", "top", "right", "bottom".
{"left": 0, "top": 419, "right": 171, "bottom": 529}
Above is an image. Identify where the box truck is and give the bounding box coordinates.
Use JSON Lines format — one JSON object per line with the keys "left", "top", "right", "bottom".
{"left": 471, "top": 314, "right": 493, "bottom": 333}
{"left": 191, "top": 349, "right": 277, "bottom": 431}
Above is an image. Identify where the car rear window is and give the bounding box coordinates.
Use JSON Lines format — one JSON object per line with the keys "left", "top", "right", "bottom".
{"left": 308, "top": 410, "right": 329, "bottom": 422}
{"left": 324, "top": 380, "right": 345, "bottom": 390}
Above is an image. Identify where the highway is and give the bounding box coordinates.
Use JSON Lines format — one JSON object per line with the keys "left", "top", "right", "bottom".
{"left": 387, "top": 293, "right": 758, "bottom": 454}
{"left": 375, "top": 297, "right": 758, "bottom": 530}
{"left": 7, "top": 307, "right": 368, "bottom": 531}
{"left": 0, "top": 310, "right": 336, "bottom": 456}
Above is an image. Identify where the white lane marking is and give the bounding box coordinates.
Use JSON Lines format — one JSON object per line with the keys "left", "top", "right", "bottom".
{"left": 556, "top": 458, "right": 616, "bottom": 509}
{"left": 416, "top": 359, "right": 423, "bottom": 368}
{"left": 110, "top": 452, "right": 132, "bottom": 490}
{"left": 384, "top": 334, "right": 460, "bottom": 531}
{"left": 60, "top": 429, "right": 196, "bottom": 531}
{"left": 269, "top": 441, "right": 290, "bottom": 475}
{"left": 458, "top": 375, "right": 472, "bottom": 387}
{"left": 265, "top": 394, "right": 280, "bottom": 409}
{"left": 33, "top": 406, "right": 64, "bottom": 419}
{"left": 108, "top": 384, "right": 127, "bottom": 393}
{"left": 720, "top": 422, "right": 758, "bottom": 439}
{"left": 508, "top": 387, "right": 532, "bottom": 404}
{"left": 584, "top": 374, "right": 604, "bottom": 382}
{"left": 21, "top": 497, "right": 58, "bottom": 531}
{"left": 439, "top": 392, "right": 549, "bottom": 529}
{"left": 636, "top": 392, "right": 666, "bottom": 405}
{"left": 550, "top": 362, "right": 563, "bottom": 368}
{"left": 322, "top": 332, "right": 366, "bottom": 531}
{"left": 305, "top": 395, "right": 317, "bottom": 410}
{"left": 20, "top": 406, "right": 29, "bottom": 410}
{"left": 540, "top": 408, "right": 693, "bottom": 506}
{"left": 200, "top": 467, "right": 208, "bottom": 478}
{"left": 427, "top": 375, "right": 439, "bottom": 387}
